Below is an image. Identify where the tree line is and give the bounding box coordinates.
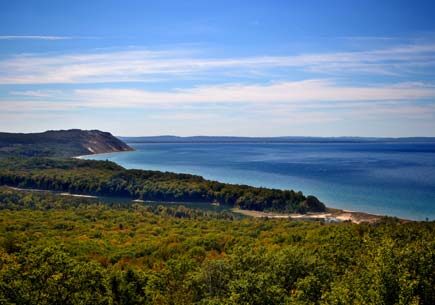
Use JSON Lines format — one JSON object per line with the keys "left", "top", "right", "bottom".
{"left": 0, "top": 157, "right": 325, "bottom": 213}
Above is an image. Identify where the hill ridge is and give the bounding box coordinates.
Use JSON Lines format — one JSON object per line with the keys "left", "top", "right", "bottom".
{"left": 0, "top": 129, "right": 133, "bottom": 158}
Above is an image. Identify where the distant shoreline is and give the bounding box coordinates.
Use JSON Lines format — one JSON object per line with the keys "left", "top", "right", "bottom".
{"left": 118, "top": 135, "right": 435, "bottom": 145}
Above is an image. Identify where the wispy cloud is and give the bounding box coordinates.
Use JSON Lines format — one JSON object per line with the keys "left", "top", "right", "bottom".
{"left": 9, "top": 89, "right": 62, "bottom": 98}
{"left": 1, "top": 40, "right": 435, "bottom": 136}
{"left": 0, "top": 35, "right": 72, "bottom": 40}
{"left": 2, "top": 80, "right": 435, "bottom": 136}
{"left": 1, "top": 43, "right": 435, "bottom": 84}
{"left": 0, "top": 100, "right": 77, "bottom": 112}
{"left": 71, "top": 80, "right": 435, "bottom": 108}
{"left": 5, "top": 80, "right": 435, "bottom": 110}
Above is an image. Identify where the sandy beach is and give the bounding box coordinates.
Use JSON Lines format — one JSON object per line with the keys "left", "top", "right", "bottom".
{"left": 231, "top": 207, "right": 389, "bottom": 224}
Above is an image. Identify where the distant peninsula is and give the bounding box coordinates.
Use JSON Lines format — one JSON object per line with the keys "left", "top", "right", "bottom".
{"left": 120, "top": 135, "right": 435, "bottom": 144}
{"left": 0, "top": 129, "right": 134, "bottom": 158}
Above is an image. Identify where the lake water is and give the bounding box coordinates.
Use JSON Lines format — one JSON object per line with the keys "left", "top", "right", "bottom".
{"left": 84, "top": 141, "right": 435, "bottom": 220}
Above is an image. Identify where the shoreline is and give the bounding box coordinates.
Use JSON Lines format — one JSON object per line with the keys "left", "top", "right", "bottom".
{"left": 2, "top": 185, "right": 410, "bottom": 223}
{"left": 74, "top": 149, "right": 134, "bottom": 159}
{"left": 75, "top": 149, "right": 415, "bottom": 222}
{"left": 4, "top": 186, "right": 99, "bottom": 199}
{"left": 231, "top": 208, "right": 403, "bottom": 224}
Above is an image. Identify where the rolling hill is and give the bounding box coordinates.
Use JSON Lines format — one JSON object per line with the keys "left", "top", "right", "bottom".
{"left": 0, "top": 129, "right": 133, "bottom": 158}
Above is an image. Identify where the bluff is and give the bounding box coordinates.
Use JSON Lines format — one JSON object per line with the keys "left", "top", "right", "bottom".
{"left": 0, "top": 129, "right": 133, "bottom": 158}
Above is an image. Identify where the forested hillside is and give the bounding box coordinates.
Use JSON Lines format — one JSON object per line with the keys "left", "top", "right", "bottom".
{"left": 0, "top": 129, "right": 133, "bottom": 158}
{"left": 0, "top": 187, "right": 433, "bottom": 305}
{"left": 0, "top": 157, "right": 325, "bottom": 213}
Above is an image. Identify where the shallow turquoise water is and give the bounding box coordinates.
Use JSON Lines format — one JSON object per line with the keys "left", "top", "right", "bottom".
{"left": 84, "top": 141, "right": 435, "bottom": 220}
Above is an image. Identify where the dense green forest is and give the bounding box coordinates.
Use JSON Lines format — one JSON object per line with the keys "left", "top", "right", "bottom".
{"left": 0, "top": 157, "right": 325, "bottom": 213}
{"left": 0, "top": 187, "right": 433, "bottom": 304}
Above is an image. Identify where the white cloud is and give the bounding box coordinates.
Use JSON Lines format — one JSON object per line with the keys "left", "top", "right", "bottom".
{"left": 2, "top": 80, "right": 435, "bottom": 136}
{"left": 0, "top": 36, "right": 72, "bottom": 40}
{"left": 0, "top": 43, "right": 435, "bottom": 84}
{"left": 71, "top": 80, "right": 435, "bottom": 108}
{"left": 9, "top": 90, "right": 62, "bottom": 98}
{"left": 4, "top": 80, "right": 435, "bottom": 113}
{"left": 0, "top": 100, "right": 75, "bottom": 111}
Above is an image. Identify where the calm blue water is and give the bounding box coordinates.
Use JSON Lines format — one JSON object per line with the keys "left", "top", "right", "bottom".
{"left": 84, "top": 141, "right": 435, "bottom": 220}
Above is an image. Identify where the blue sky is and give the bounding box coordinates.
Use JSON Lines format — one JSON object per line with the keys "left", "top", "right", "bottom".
{"left": 1, "top": 0, "right": 435, "bottom": 136}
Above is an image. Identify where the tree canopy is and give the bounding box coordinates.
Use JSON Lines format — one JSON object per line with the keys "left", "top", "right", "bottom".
{"left": 0, "top": 187, "right": 434, "bottom": 305}
{"left": 0, "top": 157, "right": 325, "bottom": 213}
